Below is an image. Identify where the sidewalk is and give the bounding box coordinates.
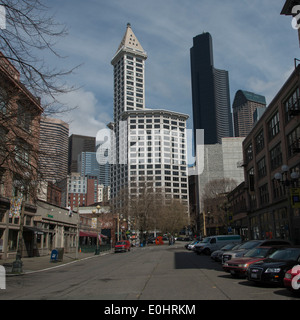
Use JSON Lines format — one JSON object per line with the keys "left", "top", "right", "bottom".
{"left": 0, "top": 249, "right": 113, "bottom": 276}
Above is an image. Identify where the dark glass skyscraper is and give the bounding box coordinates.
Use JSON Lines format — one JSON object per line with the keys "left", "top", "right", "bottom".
{"left": 190, "top": 32, "right": 233, "bottom": 146}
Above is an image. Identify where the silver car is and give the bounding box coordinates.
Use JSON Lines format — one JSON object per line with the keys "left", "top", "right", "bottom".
{"left": 211, "top": 243, "right": 241, "bottom": 262}
{"left": 221, "top": 239, "right": 291, "bottom": 264}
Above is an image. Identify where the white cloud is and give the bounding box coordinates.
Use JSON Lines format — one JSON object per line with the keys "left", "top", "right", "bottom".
{"left": 55, "top": 89, "right": 112, "bottom": 137}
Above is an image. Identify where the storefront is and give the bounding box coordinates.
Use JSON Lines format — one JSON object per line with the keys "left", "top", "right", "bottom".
{"left": 34, "top": 200, "right": 79, "bottom": 256}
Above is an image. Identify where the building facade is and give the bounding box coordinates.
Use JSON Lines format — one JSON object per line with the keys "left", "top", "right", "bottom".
{"left": 233, "top": 90, "right": 266, "bottom": 137}
{"left": 242, "top": 65, "right": 300, "bottom": 244}
{"left": 121, "top": 109, "right": 189, "bottom": 208}
{"left": 0, "top": 53, "right": 43, "bottom": 259}
{"left": 197, "top": 137, "right": 245, "bottom": 212}
{"left": 190, "top": 32, "right": 233, "bottom": 145}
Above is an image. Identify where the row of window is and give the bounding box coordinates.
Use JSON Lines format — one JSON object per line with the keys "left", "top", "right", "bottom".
{"left": 246, "top": 122, "right": 300, "bottom": 165}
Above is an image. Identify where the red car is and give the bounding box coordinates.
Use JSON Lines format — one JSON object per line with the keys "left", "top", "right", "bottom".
{"left": 223, "top": 246, "right": 280, "bottom": 277}
{"left": 284, "top": 265, "right": 300, "bottom": 293}
{"left": 114, "top": 240, "right": 131, "bottom": 253}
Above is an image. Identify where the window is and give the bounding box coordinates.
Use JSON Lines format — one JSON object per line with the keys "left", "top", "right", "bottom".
{"left": 257, "top": 157, "right": 267, "bottom": 179}
{"left": 245, "top": 143, "right": 253, "bottom": 163}
{"left": 269, "top": 143, "right": 282, "bottom": 171}
{"left": 284, "top": 87, "right": 300, "bottom": 123}
{"left": 248, "top": 167, "right": 254, "bottom": 192}
{"left": 259, "top": 184, "right": 269, "bottom": 206}
{"left": 287, "top": 125, "right": 300, "bottom": 158}
{"left": 17, "top": 103, "right": 32, "bottom": 132}
{"left": 268, "top": 111, "right": 280, "bottom": 140}
{"left": 15, "top": 138, "right": 30, "bottom": 167}
{"left": 255, "top": 129, "right": 264, "bottom": 154}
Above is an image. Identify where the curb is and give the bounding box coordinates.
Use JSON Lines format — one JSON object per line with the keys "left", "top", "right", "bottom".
{"left": 5, "top": 251, "right": 112, "bottom": 277}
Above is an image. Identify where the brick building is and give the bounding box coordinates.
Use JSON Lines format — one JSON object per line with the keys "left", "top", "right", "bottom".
{"left": 242, "top": 65, "right": 300, "bottom": 244}
{"left": 0, "top": 53, "right": 43, "bottom": 259}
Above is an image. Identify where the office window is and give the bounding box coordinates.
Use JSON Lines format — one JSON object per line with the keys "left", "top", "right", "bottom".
{"left": 270, "top": 143, "right": 282, "bottom": 171}
{"left": 259, "top": 183, "right": 269, "bottom": 206}
{"left": 268, "top": 111, "right": 280, "bottom": 140}
{"left": 257, "top": 157, "right": 267, "bottom": 179}
{"left": 255, "top": 129, "right": 264, "bottom": 154}
{"left": 287, "top": 125, "right": 300, "bottom": 158}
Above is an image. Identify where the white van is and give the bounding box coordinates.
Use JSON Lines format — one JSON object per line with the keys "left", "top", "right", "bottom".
{"left": 194, "top": 235, "right": 242, "bottom": 255}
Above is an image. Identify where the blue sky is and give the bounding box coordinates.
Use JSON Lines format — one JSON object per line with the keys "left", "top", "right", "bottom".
{"left": 43, "top": 0, "right": 299, "bottom": 137}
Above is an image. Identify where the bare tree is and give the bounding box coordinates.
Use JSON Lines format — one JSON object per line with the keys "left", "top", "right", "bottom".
{"left": 157, "top": 199, "right": 189, "bottom": 239}
{"left": 202, "top": 178, "right": 238, "bottom": 201}
{"left": 0, "top": 0, "right": 78, "bottom": 112}
{"left": 202, "top": 178, "right": 238, "bottom": 235}
{"left": 0, "top": 1, "right": 78, "bottom": 204}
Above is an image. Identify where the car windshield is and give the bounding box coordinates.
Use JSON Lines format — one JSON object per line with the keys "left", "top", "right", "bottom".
{"left": 239, "top": 241, "right": 261, "bottom": 249}
{"left": 116, "top": 241, "right": 126, "bottom": 245}
{"left": 200, "top": 237, "right": 211, "bottom": 244}
{"left": 269, "top": 248, "right": 300, "bottom": 261}
{"left": 221, "top": 243, "right": 237, "bottom": 250}
{"left": 244, "top": 247, "right": 270, "bottom": 258}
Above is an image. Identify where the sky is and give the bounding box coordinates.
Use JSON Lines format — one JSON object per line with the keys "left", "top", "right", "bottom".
{"left": 41, "top": 0, "right": 299, "bottom": 138}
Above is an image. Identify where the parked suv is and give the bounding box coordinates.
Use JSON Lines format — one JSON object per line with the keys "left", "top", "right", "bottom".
{"left": 114, "top": 240, "right": 131, "bottom": 253}
{"left": 194, "top": 235, "right": 241, "bottom": 255}
{"left": 221, "top": 239, "right": 291, "bottom": 264}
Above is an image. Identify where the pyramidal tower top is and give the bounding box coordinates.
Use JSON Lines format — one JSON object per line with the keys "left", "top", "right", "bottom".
{"left": 111, "top": 23, "right": 147, "bottom": 64}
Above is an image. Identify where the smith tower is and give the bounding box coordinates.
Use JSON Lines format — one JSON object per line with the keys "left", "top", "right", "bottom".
{"left": 109, "top": 24, "right": 189, "bottom": 212}
{"left": 111, "top": 23, "right": 148, "bottom": 120}
{"left": 110, "top": 23, "right": 148, "bottom": 198}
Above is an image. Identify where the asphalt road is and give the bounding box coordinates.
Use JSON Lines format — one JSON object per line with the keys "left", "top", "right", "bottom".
{"left": 0, "top": 243, "right": 299, "bottom": 301}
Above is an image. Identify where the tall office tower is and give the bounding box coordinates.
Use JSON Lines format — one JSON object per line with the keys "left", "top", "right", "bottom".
{"left": 68, "top": 134, "right": 96, "bottom": 173}
{"left": 232, "top": 90, "right": 266, "bottom": 137}
{"left": 110, "top": 23, "right": 148, "bottom": 199}
{"left": 78, "top": 151, "right": 110, "bottom": 187}
{"left": 39, "top": 117, "right": 69, "bottom": 183}
{"left": 39, "top": 116, "right": 69, "bottom": 206}
{"left": 78, "top": 152, "right": 100, "bottom": 177}
{"left": 110, "top": 24, "right": 189, "bottom": 210}
{"left": 190, "top": 32, "right": 233, "bottom": 145}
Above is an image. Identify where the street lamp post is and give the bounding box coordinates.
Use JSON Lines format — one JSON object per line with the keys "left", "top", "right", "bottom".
{"left": 92, "top": 205, "right": 101, "bottom": 255}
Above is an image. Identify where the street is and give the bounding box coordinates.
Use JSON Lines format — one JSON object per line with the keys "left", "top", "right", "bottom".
{"left": 0, "top": 243, "right": 299, "bottom": 301}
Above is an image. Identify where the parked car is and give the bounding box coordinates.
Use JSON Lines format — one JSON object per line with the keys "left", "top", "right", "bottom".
{"left": 221, "top": 239, "right": 291, "bottom": 264}
{"left": 186, "top": 240, "right": 200, "bottom": 250}
{"left": 284, "top": 265, "right": 300, "bottom": 293}
{"left": 194, "top": 235, "right": 242, "bottom": 255}
{"left": 222, "top": 246, "right": 283, "bottom": 277}
{"left": 211, "top": 243, "right": 241, "bottom": 262}
{"left": 247, "top": 247, "right": 300, "bottom": 286}
{"left": 177, "top": 236, "right": 193, "bottom": 241}
{"left": 114, "top": 240, "right": 131, "bottom": 253}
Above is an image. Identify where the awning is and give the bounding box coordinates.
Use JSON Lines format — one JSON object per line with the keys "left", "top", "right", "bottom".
{"left": 80, "top": 231, "right": 97, "bottom": 237}
{"left": 23, "top": 226, "right": 44, "bottom": 235}
{"left": 79, "top": 231, "right": 108, "bottom": 238}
